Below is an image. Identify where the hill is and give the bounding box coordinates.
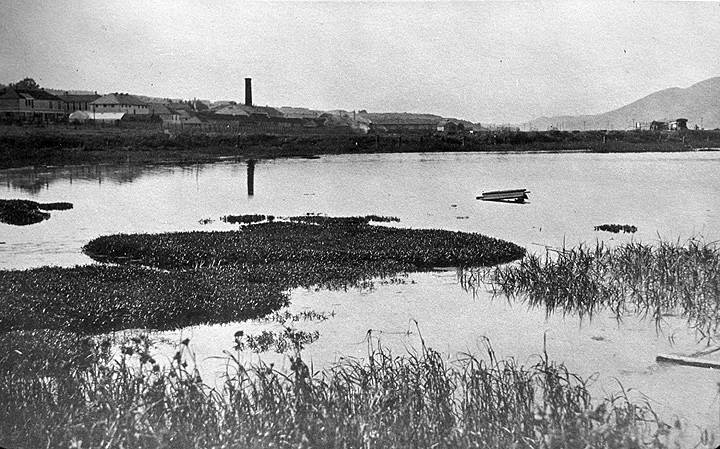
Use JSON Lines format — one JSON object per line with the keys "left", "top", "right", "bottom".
{"left": 527, "top": 77, "right": 720, "bottom": 130}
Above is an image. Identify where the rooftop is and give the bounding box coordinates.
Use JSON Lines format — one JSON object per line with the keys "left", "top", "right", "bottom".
{"left": 91, "top": 93, "right": 147, "bottom": 106}
{"left": 0, "top": 87, "right": 63, "bottom": 101}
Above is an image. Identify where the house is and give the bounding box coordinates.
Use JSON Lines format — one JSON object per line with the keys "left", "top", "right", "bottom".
{"left": 669, "top": 118, "right": 688, "bottom": 130}
{"left": 437, "top": 120, "right": 464, "bottom": 133}
{"left": 0, "top": 87, "right": 66, "bottom": 122}
{"left": 369, "top": 118, "right": 439, "bottom": 133}
{"left": 649, "top": 121, "right": 667, "bottom": 131}
{"left": 363, "top": 113, "right": 442, "bottom": 134}
{"left": 278, "top": 107, "right": 322, "bottom": 119}
{"left": 214, "top": 104, "right": 250, "bottom": 117}
{"left": 161, "top": 105, "right": 204, "bottom": 128}
{"left": 214, "top": 104, "right": 283, "bottom": 119}
{"left": 57, "top": 92, "right": 101, "bottom": 113}
{"left": 148, "top": 103, "right": 172, "bottom": 118}
{"left": 90, "top": 93, "right": 150, "bottom": 115}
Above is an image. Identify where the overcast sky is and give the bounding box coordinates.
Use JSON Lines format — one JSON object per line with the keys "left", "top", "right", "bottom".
{"left": 2, "top": 1, "right": 719, "bottom": 123}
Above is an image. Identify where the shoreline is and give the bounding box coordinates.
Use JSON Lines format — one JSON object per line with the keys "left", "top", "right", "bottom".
{"left": 2, "top": 125, "right": 720, "bottom": 170}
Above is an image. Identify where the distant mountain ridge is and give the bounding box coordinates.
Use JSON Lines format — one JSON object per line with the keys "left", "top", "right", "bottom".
{"left": 527, "top": 77, "right": 720, "bottom": 130}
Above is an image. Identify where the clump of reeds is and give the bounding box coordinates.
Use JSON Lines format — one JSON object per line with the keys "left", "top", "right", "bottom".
{"left": 595, "top": 224, "right": 637, "bottom": 234}
{"left": 480, "top": 238, "right": 720, "bottom": 339}
{"left": 0, "top": 334, "right": 680, "bottom": 449}
{"left": 232, "top": 327, "right": 320, "bottom": 353}
{"left": 256, "top": 310, "right": 334, "bottom": 324}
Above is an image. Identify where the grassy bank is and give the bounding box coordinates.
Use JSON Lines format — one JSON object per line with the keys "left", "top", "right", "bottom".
{"left": 475, "top": 238, "right": 720, "bottom": 339}
{"left": 3, "top": 125, "right": 720, "bottom": 169}
{"left": 0, "top": 217, "right": 525, "bottom": 333}
{"left": 0, "top": 331, "right": 681, "bottom": 449}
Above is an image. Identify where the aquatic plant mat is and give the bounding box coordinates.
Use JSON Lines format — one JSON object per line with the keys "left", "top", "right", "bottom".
{"left": 0, "top": 331, "right": 684, "bottom": 449}
{"left": 470, "top": 238, "right": 720, "bottom": 340}
{"left": 594, "top": 223, "right": 637, "bottom": 234}
{"left": 0, "top": 216, "right": 524, "bottom": 333}
{"left": 0, "top": 198, "right": 73, "bottom": 225}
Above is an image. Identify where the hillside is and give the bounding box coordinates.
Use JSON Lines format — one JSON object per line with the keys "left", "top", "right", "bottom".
{"left": 528, "top": 77, "right": 720, "bottom": 130}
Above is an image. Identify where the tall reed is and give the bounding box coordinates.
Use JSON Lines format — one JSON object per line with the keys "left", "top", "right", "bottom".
{"left": 0, "top": 333, "right": 681, "bottom": 449}
{"left": 478, "top": 238, "right": 720, "bottom": 339}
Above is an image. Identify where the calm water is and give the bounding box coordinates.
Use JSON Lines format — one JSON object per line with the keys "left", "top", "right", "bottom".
{"left": 2, "top": 151, "right": 720, "bottom": 432}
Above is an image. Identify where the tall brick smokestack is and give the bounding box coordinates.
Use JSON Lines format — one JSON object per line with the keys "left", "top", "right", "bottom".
{"left": 245, "top": 78, "right": 252, "bottom": 106}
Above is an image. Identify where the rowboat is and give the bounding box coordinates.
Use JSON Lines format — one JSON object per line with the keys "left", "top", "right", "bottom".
{"left": 476, "top": 188, "right": 530, "bottom": 203}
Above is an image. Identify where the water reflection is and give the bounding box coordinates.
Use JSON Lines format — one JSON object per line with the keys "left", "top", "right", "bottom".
{"left": 0, "top": 164, "right": 151, "bottom": 194}
{"left": 247, "top": 159, "right": 255, "bottom": 196}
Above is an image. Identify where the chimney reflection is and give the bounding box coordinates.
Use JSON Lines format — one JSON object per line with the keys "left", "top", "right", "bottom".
{"left": 247, "top": 159, "right": 255, "bottom": 196}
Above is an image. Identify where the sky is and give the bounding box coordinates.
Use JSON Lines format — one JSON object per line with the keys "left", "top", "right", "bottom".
{"left": 1, "top": 1, "right": 720, "bottom": 124}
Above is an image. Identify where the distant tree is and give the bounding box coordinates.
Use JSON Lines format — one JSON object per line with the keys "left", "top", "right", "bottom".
{"left": 13, "top": 78, "right": 40, "bottom": 90}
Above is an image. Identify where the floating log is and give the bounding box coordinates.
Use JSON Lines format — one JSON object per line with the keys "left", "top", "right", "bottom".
{"left": 477, "top": 189, "right": 530, "bottom": 203}
{"left": 656, "top": 353, "right": 720, "bottom": 369}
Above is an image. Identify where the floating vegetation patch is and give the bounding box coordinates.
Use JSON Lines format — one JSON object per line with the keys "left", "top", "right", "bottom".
{"left": 594, "top": 223, "right": 637, "bottom": 233}
{"left": 0, "top": 337, "right": 681, "bottom": 449}
{"left": 0, "top": 199, "right": 73, "bottom": 225}
{"left": 221, "top": 214, "right": 273, "bottom": 224}
{"left": 1, "top": 218, "right": 523, "bottom": 334}
{"left": 0, "top": 265, "right": 289, "bottom": 333}
{"left": 198, "top": 217, "right": 214, "bottom": 225}
{"left": 256, "top": 310, "right": 334, "bottom": 324}
{"left": 288, "top": 214, "right": 400, "bottom": 226}
{"left": 84, "top": 220, "right": 523, "bottom": 271}
{"left": 233, "top": 327, "right": 320, "bottom": 353}
{"left": 37, "top": 202, "right": 73, "bottom": 211}
{"left": 473, "top": 238, "right": 720, "bottom": 339}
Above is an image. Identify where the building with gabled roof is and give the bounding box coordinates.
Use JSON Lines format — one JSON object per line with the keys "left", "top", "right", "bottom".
{"left": 214, "top": 104, "right": 283, "bottom": 118}
{"left": 0, "top": 87, "right": 66, "bottom": 122}
{"left": 90, "top": 93, "right": 150, "bottom": 115}
{"left": 57, "top": 92, "right": 101, "bottom": 113}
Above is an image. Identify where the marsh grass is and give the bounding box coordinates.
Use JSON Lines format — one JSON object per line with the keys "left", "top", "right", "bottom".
{"left": 232, "top": 327, "right": 321, "bottom": 353}
{"left": 0, "top": 332, "right": 681, "bottom": 449}
{"left": 256, "top": 309, "right": 334, "bottom": 324}
{"left": 474, "top": 238, "right": 720, "bottom": 339}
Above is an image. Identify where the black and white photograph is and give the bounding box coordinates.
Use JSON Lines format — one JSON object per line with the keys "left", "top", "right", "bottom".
{"left": 2, "top": 1, "right": 720, "bottom": 447}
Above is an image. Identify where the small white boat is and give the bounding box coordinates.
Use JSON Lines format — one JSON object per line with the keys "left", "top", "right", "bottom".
{"left": 476, "top": 188, "right": 530, "bottom": 203}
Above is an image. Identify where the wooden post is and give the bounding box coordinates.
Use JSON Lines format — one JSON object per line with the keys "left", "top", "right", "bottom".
{"left": 656, "top": 353, "right": 720, "bottom": 369}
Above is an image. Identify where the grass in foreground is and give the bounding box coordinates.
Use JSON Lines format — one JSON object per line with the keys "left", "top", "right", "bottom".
{"left": 0, "top": 332, "right": 684, "bottom": 449}
{"left": 473, "top": 238, "right": 720, "bottom": 339}
{"left": 0, "top": 217, "right": 525, "bottom": 333}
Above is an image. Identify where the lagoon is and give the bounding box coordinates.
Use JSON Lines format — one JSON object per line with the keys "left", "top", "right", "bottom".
{"left": 2, "top": 151, "right": 720, "bottom": 432}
